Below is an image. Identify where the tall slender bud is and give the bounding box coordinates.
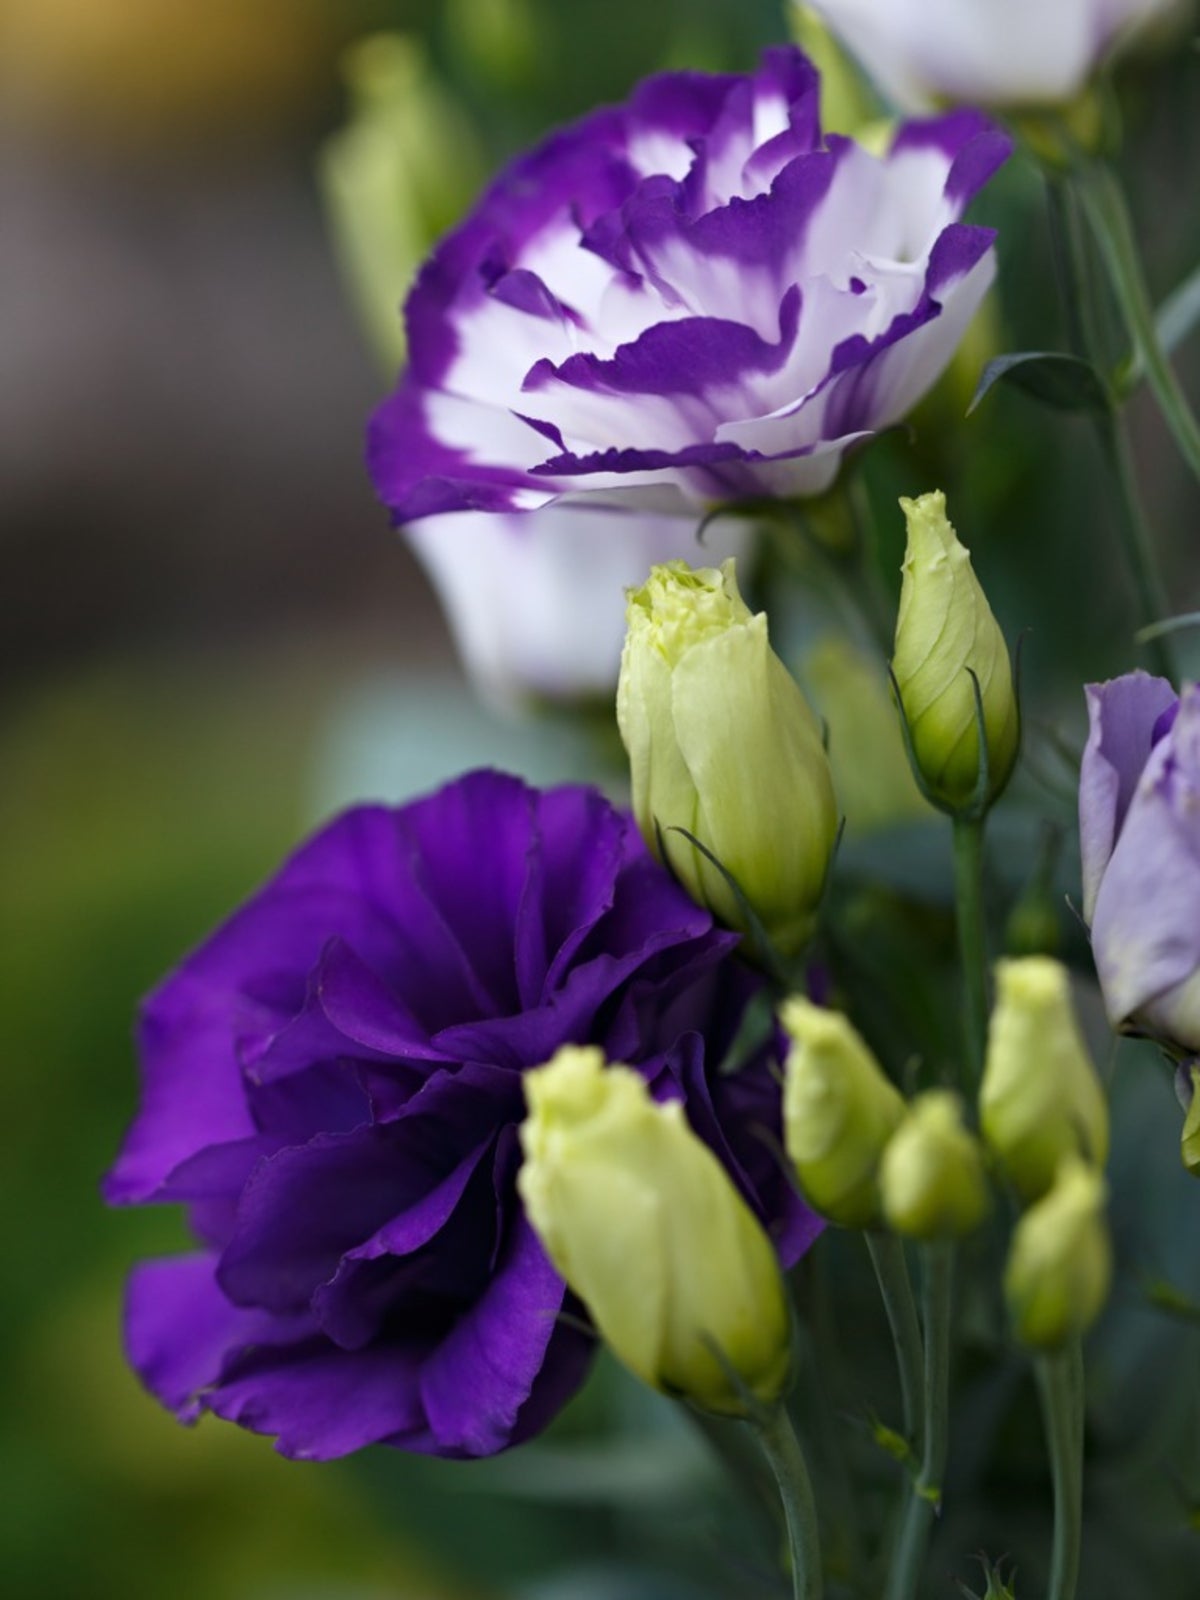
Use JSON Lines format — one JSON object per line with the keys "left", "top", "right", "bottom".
{"left": 981, "top": 957, "right": 1110, "bottom": 1202}
{"left": 518, "top": 1046, "right": 792, "bottom": 1415}
{"left": 879, "top": 1090, "right": 990, "bottom": 1240}
{"left": 618, "top": 560, "right": 839, "bottom": 957}
{"left": 1182, "top": 1065, "right": 1200, "bottom": 1178}
{"left": 1005, "top": 1157, "right": 1112, "bottom": 1349}
{"left": 781, "top": 997, "right": 906, "bottom": 1227}
{"left": 891, "top": 492, "right": 1018, "bottom": 814}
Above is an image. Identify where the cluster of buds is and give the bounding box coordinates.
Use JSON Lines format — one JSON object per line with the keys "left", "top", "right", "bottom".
{"left": 982, "top": 959, "right": 1113, "bottom": 1348}
{"left": 781, "top": 956, "right": 1113, "bottom": 1351}
{"left": 782, "top": 1002, "right": 990, "bottom": 1243}
{"left": 514, "top": 505, "right": 1107, "bottom": 1420}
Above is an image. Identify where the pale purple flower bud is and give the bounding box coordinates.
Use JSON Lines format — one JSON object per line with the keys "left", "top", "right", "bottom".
{"left": 1081, "top": 673, "right": 1200, "bottom": 1052}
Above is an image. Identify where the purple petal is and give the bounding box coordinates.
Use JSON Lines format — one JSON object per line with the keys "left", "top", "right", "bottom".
{"left": 418, "top": 1216, "right": 573, "bottom": 1457}
{"left": 125, "top": 1254, "right": 309, "bottom": 1422}
{"left": 210, "top": 1335, "right": 431, "bottom": 1461}
{"left": 1080, "top": 672, "right": 1177, "bottom": 922}
{"left": 1091, "top": 686, "right": 1200, "bottom": 1039}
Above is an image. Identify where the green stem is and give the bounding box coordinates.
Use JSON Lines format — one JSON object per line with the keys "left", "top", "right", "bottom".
{"left": 1097, "top": 410, "right": 1177, "bottom": 680}
{"left": 803, "top": 1245, "right": 867, "bottom": 1588}
{"left": 1046, "top": 170, "right": 1177, "bottom": 680}
{"left": 952, "top": 814, "right": 989, "bottom": 1089}
{"left": 1045, "top": 175, "right": 1104, "bottom": 363}
{"left": 752, "top": 1403, "right": 825, "bottom": 1600}
{"left": 838, "top": 478, "right": 896, "bottom": 659}
{"left": 689, "top": 1410, "right": 782, "bottom": 1549}
{"left": 1076, "top": 159, "right": 1200, "bottom": 485}
{"left": 866, "top": 1232, "right": 926, "bottom": 1452}
{"left": 1035, "top": 1342, "right": 1085, "bottom": 1600}
{"left": 885, "top": 1243, "right": 954, "bottom": 1600}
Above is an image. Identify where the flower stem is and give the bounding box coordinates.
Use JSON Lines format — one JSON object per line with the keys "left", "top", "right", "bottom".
{"left": 1035, "top": 1342, "right": 1085, "bottom": 1600}
{"left": 1076, "top": 159, "right": 1200, "bottom": 485}
{"left": 884, "top": 1243, "right": 954, "bottom": 1600}
{"left": 752, "top": 1402, "right": 825, "bottom": 1600}
{"left": 952, "top": 814, "right": 989, "bottom": 1089}
{"left": 1045, "top": 171, "right": 1177, "bottom": 680}
{"left": 1097, "top": 409, "right": 1177, "bottom": 680}
{"left": 866, "top": 1231, "right": 925, "bottom": 1452}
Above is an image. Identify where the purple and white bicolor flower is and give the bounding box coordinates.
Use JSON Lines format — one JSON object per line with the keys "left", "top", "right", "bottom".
{"left": 1080, "top": 671, "right": 1200, "bottom": 1053}
{"left": 368, "top": 46, "right": 1010, "bottom": 525}
{"left": 805, "top": 0, "right": 1184, "bottom": 113}
{"left": 104, "top": 771, "right": 819, "bottom": 1461}
{"left": 408, "top": 507, "right": 743, "bottom": 707}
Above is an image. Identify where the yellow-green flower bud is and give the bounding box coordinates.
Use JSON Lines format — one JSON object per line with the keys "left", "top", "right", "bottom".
{"left": 517, "top": 1046, "right": 792, "bottom": 1415}
{"left": 980, "top": 957, "right": 1110, "bottom": 1203}
{"left": 891, "top": 492, "right": 1018, "bottom": 814}
{"left": 781, "top": 997, "right": 906, "bottom": 1227}
{"left": 879, "top": 1090, "right": 990, "bottom": 1240}
{"left": 1005, "top": 1157, "right": 1111, "bottom": 1349}
{"left": 1182, "top": 1066, "right": 1200, "bottom": 1177}
{"left": 317, "top": 34, "right": 484, "bottom": 371}
{"left": 802, "top": 637, "right": 926, "bottom": 835}
{"left": 617, "top": 559, "right": 839, "bottom": 958}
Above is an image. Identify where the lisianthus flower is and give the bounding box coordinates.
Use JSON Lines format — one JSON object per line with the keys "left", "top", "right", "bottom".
{"left": 368, "top": 45, "right": 1009, "bottom": 523}
{"left": 105, "top": 771, "right": 817, "bottom": 1461}
{"left": 408, "top": 506, "right": 744, "bottom": 708}
{"left": 803, "top": 0, "right": 1183, "bottom": 113}
{"left": 1080, "top": 672, "right": 1200, "bottom": 1052}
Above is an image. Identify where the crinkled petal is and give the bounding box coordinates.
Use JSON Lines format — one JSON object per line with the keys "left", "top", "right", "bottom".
{"left": 1080, "top": 672, "right": 1177, "bottom": 922}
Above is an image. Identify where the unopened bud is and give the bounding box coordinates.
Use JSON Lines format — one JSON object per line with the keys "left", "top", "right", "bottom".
{"left": 618, "top": 560, "right": 839, "bottom": 958}
{"left": 891, "top": 492, "right": 1018, "bottom": 815}
{"left": 1182, "top": 1065, "right": 1200, "bottom": 1178}
{"left": 879, "top": 1090, "right": 990, "bottom": 1240}
{"left": 981, "top": 958, "right": 1109, "bottom": 1203}
{"left": 781, "top": 997, "right": 906, "bottom": 1227}
{"left": 518, "top": 1046, "right": 791, "bottom": 1415}
{"left": 1005, "top": 1157, "right": 1111, "bottom": 1349}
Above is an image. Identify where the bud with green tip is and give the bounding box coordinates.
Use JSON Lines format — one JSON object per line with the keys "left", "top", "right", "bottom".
{"left": 781, "top": 997, "right": 906, "bottom": 1227}
{"left": 1005, "top": 1157, "right": 1112, "bottom": 1349}
{"left": 879, "top": 1090, "right": 991, "bottom": 1240}
{"left": 518, "top": 1046, "right": 792, "bottom": 1415}
{"left": 981, "top": 957, "right": 1110, "bottom": 1203}
{"left": 891, "top": 491, "right": 1018, "bottom": 815}
{"left": 618, "top": 559, "right": 839, "bottom": 958}
{"left": 1182, "top": 1065, "right": 1200, "bottom": 1177}
{"left": 317, "top": 34, "right": 484, "bottom": 372}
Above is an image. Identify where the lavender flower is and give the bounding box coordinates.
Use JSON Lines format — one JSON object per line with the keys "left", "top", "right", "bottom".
{"left": 368, "top": 46, "right": 1009, "bottom": 525}
{"left": 1080, "top": 672, "right": 1200, "bottom": 1051}
{"left": 105, "top": 771, "right": 817, "bottom": 1460}
{"left": 804, "top": 0, "right": 1182, "bottom": 113}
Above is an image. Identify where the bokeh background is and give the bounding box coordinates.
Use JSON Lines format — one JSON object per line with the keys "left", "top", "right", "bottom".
{"left": 2, "top": 1, "right": 1197, "bottom": 1596}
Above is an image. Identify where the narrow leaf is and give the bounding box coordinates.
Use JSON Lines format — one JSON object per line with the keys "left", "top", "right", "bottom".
{"left": 968, "top": 351, "right": 1111, "bottom": 416}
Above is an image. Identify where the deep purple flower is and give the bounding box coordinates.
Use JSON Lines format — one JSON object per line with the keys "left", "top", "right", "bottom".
{"left": 105, "top": 771, "right": 818, "bottom": 1460}
{"left": 1080, "top": 672, "right": 1200, "bottom": 1052}
{"left": 368, "top": 46, "right": 1009, "bottom": 525}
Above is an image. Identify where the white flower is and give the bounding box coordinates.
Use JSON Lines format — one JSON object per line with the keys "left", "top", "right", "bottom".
{"left": 409, "top": 507, "right": 744, "bottom": 708}
{"left": 804, "top": 0, "right": 1184, "bottom": 112}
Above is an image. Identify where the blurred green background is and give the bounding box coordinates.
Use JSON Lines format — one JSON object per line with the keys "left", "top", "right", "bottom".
{"left": 2, "top": 0, "right": 1197, "bottom": 1595}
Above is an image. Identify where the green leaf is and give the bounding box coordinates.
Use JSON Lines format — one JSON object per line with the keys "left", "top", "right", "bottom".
{"left": 968, "top": 351, "right": 1112, "bottom": 416}
{"left": 1120, "top": 258, "right": 1200, "bottom": 393}
{"left": 1143, "top": 1276, "right": 1200, "bottom": 1326}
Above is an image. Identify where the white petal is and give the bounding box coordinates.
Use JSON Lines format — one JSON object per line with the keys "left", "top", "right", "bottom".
{"left": 408, "top": 506, "right": 748, "bottom": 707}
